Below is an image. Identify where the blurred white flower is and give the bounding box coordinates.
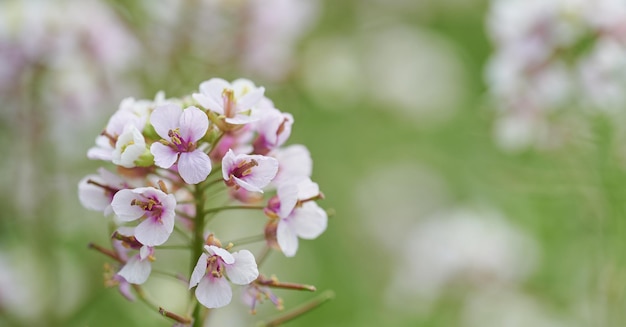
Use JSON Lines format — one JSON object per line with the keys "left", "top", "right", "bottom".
{"left": 486, "top": 0, "right": 626, "bottom": 150}
{"left": 385, "top": 208, "right": 539, "bottom": 308}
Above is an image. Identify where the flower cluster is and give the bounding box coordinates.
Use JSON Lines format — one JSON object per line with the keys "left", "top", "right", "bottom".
{"left": 485, "top": 0, "right": 626, "bottom": 151}
{"left": 78, "top": 78, "right": 328, "bottom": 324}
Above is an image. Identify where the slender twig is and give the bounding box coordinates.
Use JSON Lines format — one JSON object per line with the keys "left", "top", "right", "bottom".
{"left": 256, "top": 276, "right": 316, "bottom": 292}
{"left": 159, "top": 307, "right": 192, "bottom": 325}
{"left": 257, "top": 290, "right": 335, "bottom": 327}
{"left": 88, "top": 243, "right": 123, "bottom": 263}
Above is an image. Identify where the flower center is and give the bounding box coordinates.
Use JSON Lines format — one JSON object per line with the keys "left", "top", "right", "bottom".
{"left": 160, "top": 128, "right": 196, "bottom": 153}
{"left": 222, "top": 89, "right": 236, "bottom": 118}
{"left": 231, "top": 159, "right": 258, "bottom": 178}
{"left": 206, "top": 255, "right": 224, "bottom": 278}
{"left": 131, "top": 197, "right": 164, "bottom": 221}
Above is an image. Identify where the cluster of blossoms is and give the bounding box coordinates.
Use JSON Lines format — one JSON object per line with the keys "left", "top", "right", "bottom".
{"left": 78, "top": 77, "right": 328, "bottom": 324}
{"left": 485, "top": 0, "right": 626, "bottom": 151}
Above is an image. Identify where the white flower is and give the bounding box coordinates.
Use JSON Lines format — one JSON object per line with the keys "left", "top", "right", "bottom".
{"left": 189, "top": 245, "right": 259, "bottom": 309}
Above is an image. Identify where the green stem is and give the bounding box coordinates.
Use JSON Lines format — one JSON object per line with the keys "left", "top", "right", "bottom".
{"left": 192, "top": 184, "right": 206, "bottom": 327}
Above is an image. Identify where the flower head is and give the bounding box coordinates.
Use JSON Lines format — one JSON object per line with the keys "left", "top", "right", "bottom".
{"left": 189, "top": 245, "right": 259, "bottom": 309}
{"left": 222, "top": 149, "right": 278, "bottom": 193}
{"left": 149, "top": 104, "right": 212, "bottom": 184}
{"left": 117, "top": 245, "right": 154, "bottom": 285}
{"left": 112, "top": 125, "right": 148, "bottom": 168}
{"left": 78, "top": 168, "right": 129, "bottom": 215}
{"left": 193, "top": 78, "right": 265, "bottom": 125}
{"left": 111, "top": 187, "right": 177, "bottom": 246}
{"left": 265, "top": 178, "right": 327, "bottom": 257}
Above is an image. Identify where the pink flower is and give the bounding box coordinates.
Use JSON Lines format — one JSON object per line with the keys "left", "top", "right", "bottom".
{"left": 266, "top": 178, "right": 327, "bottom": 257}
{"left": 270, "top": 144, "right": 313, "bottom": 187}
{"left": 252, "top": 108, "right": 294, "bottom": 155}
{"left": 117, "top": 245, "right": 154, "bottom": 285}
{"left": 222, "top": 149, "right": 279, "bottom": 193}
{"left": 189, "top": 245, "right": 259, "bottom": 309}
{"left": 193, "top": 78, "right": 265, "bottom": 125}
{"left": 112, "top": 125, "right": 147, "bottom": 168}
{"left": 87, "top": 97, "right": 150, "bottom": 161}
{"left": 149, "top": 104, "right": 212, "bottom": 184}
{"left": 78, "top": 168, "right": 128, "bottom": 215}
{"left": 111, "top": 187, "right": 177, "bottom": 246}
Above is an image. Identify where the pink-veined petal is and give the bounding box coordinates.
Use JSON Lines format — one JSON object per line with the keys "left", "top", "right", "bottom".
{"left": 277, "top": 220, "right": 299, "bottom": 257}
{"left": 150, "top": 142, "right": 179, "bottom": 169}
{"left": 240, "top": 155, "right": 278, "bottom": 190}
{"left": 193, "top": 93, "right": 224, "bottom": 115}
{"left": 118, "top": 255, "right": 151, "bottom": 284}
{"left": 206, "top": 245, "right": 235, "bottom": 264}
{"left": 292, "top": 202, "right": 328, "bottom": 240}
{"left": 78, "top": 176, "right": 111, "bottom": 211}
{"left": 189, "top": 253, "right": 209, "bottom": 288}
{"left": 221, "top": 149, "right": 237, "bottom": 180}
{"left": 139, "top": 246, "right": 153, "bottom": 260}
{"left": 179, "top": 106, "right": 209, "bottom": 142}
{"left": 224, "top": 114, "right": 260, "bottom": 125}
{"left": 150, "top": 103, "right": 182, "bottom": 139}
{"left": 272, "top": 145, "right": 312, "bottom": 186}
{"left": 236, "top": 87, "right": 265, "bottom": 110}
{"left": 232, "top": 176, "right": 263, "bottom": 193}
{"left": 111, "top": 190, "right": 144, "bottom": 222}
{"left": 87, "top": 135, "right": 114, "bottom": 160}
{"left": 199, "top": 78, "right": 230, "bottom": 101}
{"left": 277, "top": 183, "right": 298, "bottom": 218}
{"left": 297, "top": 178, "right": 320, "bottom": 200}
{"left": 226, "top": 250, "right": 258, "bottom": 285}
{"left": 195, "top": 276, "right": 232, "bottom": 309}
{"left": 134, "top": 213, "right": 175, "bottom": 246}
{"left": 178, "top": 150, "right": 212, "bottom": 184}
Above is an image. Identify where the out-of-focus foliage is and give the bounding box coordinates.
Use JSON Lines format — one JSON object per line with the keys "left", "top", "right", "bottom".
{"left": 2, "top": 0, "right": 626, "bottom": 326}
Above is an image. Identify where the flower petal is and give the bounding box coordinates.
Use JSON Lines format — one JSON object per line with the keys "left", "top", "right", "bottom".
{"left": 277, "top": 220, "right": 299, "bottom": 257}
{"left": 78, "top": 175, "right": 111, "bottom": 212}
{"left": 232, "top": 176, "right": 263, "bottom": 193}
{"left": 150, "top": 142, "right": 179, "bottom": 169}
{"left": 277, "top": 183, "right": 298, "bottom": 218}
{"left": 272, "top": 145, "right": 312, "bottom": 186}
{"left": 134, "top": 213, "right": 175, "bottom": 246}
{"left": 224, "top": 114, "right": 260, "bottom": 125}
{"left": 297, "top": 178, "right": 320, "bottom": 200}
{"left": 241, "top": 155, "right": 278, "bottom": 190}
{"left": 178, "top": 150, "right": 212, "bottom": 184}
{"left": 226, "top": 250, "right": 258, "bottom": 285}
{"left": 236, "top": 87, "right": 265, "bottom": 110}
{"left": 189, "top": 253, "right": 209, "bottom": 288}
{"left": 150, "top": 103, "right": 182, "bottom": 140}
{"left": 206, "top": 245, "right": 235, "bottom": 264}
{"left": 221, "top": 149, "right": 237, "bottom": 180}
{"left": 111, "top": 190, "right": 144, "bottom": 222}
{"left": 193, "top": 93, "right": 224, "bottom": 115}
{"left": 195, "top": 277, "right": 232, "bottom": 309}
{"left": 179, "top": 106, "right": 209, "bottom": 142}
{"left": 118, "top": 255, "right": 151, "bottom": 284}
{"left": 292, "top": 202, "right": 328, "bottom": 240}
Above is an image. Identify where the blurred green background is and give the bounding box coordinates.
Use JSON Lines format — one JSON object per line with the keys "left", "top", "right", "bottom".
{"left": 2, "top": 0, "right": 626, "bottom": 326}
